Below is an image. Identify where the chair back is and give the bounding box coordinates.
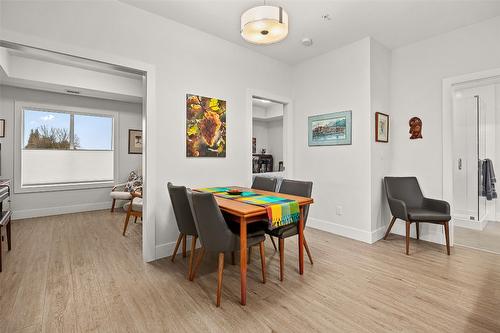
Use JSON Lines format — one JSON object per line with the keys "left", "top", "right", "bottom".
{"left": 384, "top": 177, "right": 424, "bottom": 208}
{"left": 187, "top": 191, "right": 236, "bottom": 252}
{"left": 252, "top": 176, "right": 277, "bottom": 192}
{"left": 167, "top": 182, "right": 197, "bottom": 236}
{"left": 279, "top": 179, "right": 313, "bottom": 225}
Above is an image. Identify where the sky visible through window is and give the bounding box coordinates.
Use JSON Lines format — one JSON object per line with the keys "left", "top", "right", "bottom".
{"left": 24, "top": 109, "right": 113, "bottom": 150}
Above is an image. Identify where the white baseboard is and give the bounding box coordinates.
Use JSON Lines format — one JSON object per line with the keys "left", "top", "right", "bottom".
{"left": 12, "top": 201, "right": 113, "bottom": 220}
{"left": 453, "top": 217, "right": 488, "bottom": 231}
{"left": 155, "top": 235, "right": 200, "bottom": 260}
{"left": 308, "top": 217, "right": 384, "bottom": 244}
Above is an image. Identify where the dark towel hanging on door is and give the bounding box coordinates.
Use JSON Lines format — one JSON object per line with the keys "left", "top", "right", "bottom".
{"left": 481, "top": 159, "right": 497, "bottom": 200}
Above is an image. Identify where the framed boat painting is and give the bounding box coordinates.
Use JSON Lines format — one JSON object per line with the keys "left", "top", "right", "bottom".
{"left": 375, "top": 112, "right": 389, "bottom": 142}
{"left": 308, "top": 111, "right": 352, "bottom": 146}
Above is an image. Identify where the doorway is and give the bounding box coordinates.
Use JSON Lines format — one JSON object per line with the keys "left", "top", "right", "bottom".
{"left": 0, "top": 39, "right": 156, "bottom": 261}
{"left": 450, "top": 77, "right": 500, "bottom": 253}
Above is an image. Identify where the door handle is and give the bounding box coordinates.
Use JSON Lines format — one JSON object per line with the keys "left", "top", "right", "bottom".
{"left": 458, "top": 158, "right": 462, "bottom": 170}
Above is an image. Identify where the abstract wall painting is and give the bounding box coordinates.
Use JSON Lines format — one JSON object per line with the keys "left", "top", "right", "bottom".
{"left": 308, "top": 111, "right": 352, "bottom": 146}
{"left": 186, "top": 94, "right": 226, "bottom": 157}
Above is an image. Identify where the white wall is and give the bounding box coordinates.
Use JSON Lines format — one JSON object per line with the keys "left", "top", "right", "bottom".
{"left": 267, "top": 118, "right": 284, "bottom": 168}
{"left": 0, "top": 0, "right": 293, "bottom": 257}
{"left": 390, "top": 15, "right": 500, "bottom": 243}
{"left": 252, "top": 119, "right": 269, "bottom": 154}
{"left": 0, "top": 85, "right": 142, "bottom": 218}
{"left": 292, "top": 38, "right": 374, "bottom": 242}
{"left": 370, "top": 39, "right": 392, "bottom": 239}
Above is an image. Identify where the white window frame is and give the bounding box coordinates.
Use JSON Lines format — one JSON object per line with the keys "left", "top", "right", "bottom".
{"left": 14, "top": 101, "right": 120, "bottom": 193}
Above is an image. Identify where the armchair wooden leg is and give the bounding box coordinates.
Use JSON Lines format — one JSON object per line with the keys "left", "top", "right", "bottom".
{"left": 134, "top": 216, "right": 138, "bottom": 224}
{"left": 303, "top": 237, "right": 313, "bottom": 265}
{"left": 182, "top": 234, "right": 187, "bottom": 258}
{"left": 405, "top": 221, "right": 411, "bottom": 255}
{"left": 110, "top": 199, "right": 116, "bottom": 212}
{"left": 444, "top": 221, "right": 450, "bottom": 255}
{"left": 190, "top": 247, "right": 205, "bottom": 281}
{"left": 187, "top": 235, "right": 197, "bottom": 279}
{"left": 122, "top": 213, "right": 131, "bottom": 236}
{"left": 171, "top": 233, "right": 183, "bottom": 262}
{"left": 269, "top": 235, "right": 277, "bottom": 251}
{"left": 279, "top": 238, "right": 284, "bottom": 281}
{"left": 384, "top": 216, "right": 397, "bottom": 240}
{"left": 216, "top": 252, "right": 224, "bottom": 307}
{"left": 259, "top": 241, "right": 266, "bottom": 284}
{"left": 416, "top": 222, "right": 420, "bottom": 240}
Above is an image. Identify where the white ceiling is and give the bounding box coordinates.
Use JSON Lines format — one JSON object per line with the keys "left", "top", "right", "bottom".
{"left": 121, "top": 0, "right": 500, "bottom": 64}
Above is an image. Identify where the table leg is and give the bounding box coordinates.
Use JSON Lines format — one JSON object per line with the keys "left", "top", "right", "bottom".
{"left": 298, "top": 207, "right": 304, "bottom": 275}
{"left": 240, "top": 216, "right": 247, "bottom": 305}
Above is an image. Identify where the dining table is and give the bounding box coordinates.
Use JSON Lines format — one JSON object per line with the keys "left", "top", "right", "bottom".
{"left": 194, "top": 186, "right": 314, "bottom": 305}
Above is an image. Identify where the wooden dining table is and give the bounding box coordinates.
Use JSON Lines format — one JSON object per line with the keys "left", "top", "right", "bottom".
{"left": 195, "top": 186, "right": 313, "bottom": 305}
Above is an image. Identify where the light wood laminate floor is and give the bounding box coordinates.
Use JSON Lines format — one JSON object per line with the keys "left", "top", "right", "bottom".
{"left": 0, "top": 210, "right": 499, "bottom": 332}
{"left": 455, "top": 221, "right": 500, "bottom": 254}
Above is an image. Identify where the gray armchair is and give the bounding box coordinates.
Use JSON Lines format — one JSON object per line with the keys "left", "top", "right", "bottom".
{"left": 384, "top": 177, "right": 451, "bottom": 255}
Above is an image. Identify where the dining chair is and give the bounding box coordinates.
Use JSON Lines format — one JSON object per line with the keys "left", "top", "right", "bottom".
{"left": 187, "top": 191, "right": 266, "bottom": 307}
{"left": 251, "top": 176, "right": 277, "bottom": 192}
{"left": 265, "top": 179, "right": 313, "bottom": 281}
{"left": 251, "top": 176, "right": 279, "bottom": 251}
{"left": 122, "top": 191, "right": 142, "bottom": 236}
{"left": 167, "top": 182, "right": 199, "bottom": 279}
{"left": 384, "top": 177, "right": 451, "bottom": 255}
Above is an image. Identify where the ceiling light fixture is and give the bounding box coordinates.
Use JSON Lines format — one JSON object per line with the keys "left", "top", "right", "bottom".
{"left": 241, "top": 4, "right": 289, "bottom": 45}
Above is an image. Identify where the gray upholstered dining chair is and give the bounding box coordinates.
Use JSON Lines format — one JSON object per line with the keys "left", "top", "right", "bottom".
{"left": 167, "top": 182, "right": 199, "bottom": 279}
{"left": 251, "top": 176, "right": 278, "bottom": 192}
{"left": 187, "top": 191, "right": 266, "bottom": 307}
{"left": 383, "top": 177, "right": 451, "bottom": 255}
{"left": 265, "top": 179, "right": 313, "bottom": 281}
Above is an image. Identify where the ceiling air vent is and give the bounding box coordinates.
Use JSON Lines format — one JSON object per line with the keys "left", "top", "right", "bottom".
{"left": 65, "top": 89, "right": 81, "bottom": 95}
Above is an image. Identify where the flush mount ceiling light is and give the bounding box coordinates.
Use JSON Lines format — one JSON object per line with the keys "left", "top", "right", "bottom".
{"left": 241, "top": 5, "right": 289, "bottom": 45}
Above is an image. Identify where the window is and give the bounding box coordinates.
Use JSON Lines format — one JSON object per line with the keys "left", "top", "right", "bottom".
{"left": 20, "top": 107, "right": 115, "bottom": 188}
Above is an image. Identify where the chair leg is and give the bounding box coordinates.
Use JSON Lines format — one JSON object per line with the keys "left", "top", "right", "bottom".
{"left": 7, "top": 218, "right": 12, "bottom": 251}
{"left": 182, "top": 234, "right": 187, "bottom": 258}
{"left": 405, "top": 221, "right": 411, "bottom": 255}
{"left": 122, "top": 212, "right": 131, "bottom": 236}
{"left": 187, "top": 235, "right": 197, "bottom": 279}
{"left": 190, "top": 247, "right": 205, "bottom": 281}
{"left": 444, "top": 221, "right": 450, "bottom": 255}
{"left": 248, "top": 246, "right": 252, "bottom": 264}
{"left": 269, "top": 235, "right": 277, "bottom": 251}
{"left": 383, "top": 216, "right": 397, "bottom": 240}
{"left": 110, "top": 198, "right": 116, "bottom": 212}
{"left": 216, "top": 252, "right": 224, "bottom": 307}
{"left": 134, "top": 216, "right": 138, "bottom": 224}
{"left": 259, "top": 241, "right": 266, "bottom": 284}
{"left": 279, "top": 238, "right": 284, "bottom": 281}
{"left": 416, "top": 222, "right": 420, "bottom": 240}
{"left": 171, "top": 233, "right": 183, "bottom": 262}
{"left": 303, "top": 236, "right": 313, "bottom": 265}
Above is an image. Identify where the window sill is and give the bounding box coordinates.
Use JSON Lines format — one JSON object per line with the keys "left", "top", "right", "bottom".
{"left": 14, "top": 180, "right": 115, "bottom": 194}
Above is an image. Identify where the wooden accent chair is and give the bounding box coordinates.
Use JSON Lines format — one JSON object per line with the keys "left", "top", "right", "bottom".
{"left": 383, "top": 177, "right": 451, "bottom": 255}
{"left": 266, "top": 179, "right": 313, "bottom": 281}
{"left": 167, "top": 182, "right": 198, "bottom": 279}
{"left": 122, "top": 191, "right": 142, "bottom": 236}
{"left": 110, "top": 182, "right": 132, "bottom": 212}
{"left": 187, "top": 191, "right": 266, "bottom": 307}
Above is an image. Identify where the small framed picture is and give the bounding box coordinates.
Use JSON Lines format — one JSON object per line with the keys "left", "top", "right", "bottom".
{"left": 128, "top": 129, "right": 142, "bottom": 154}
{"left": 0, "top": 119, "right": 5, "bottom": 138}
{"left": 375, "top": 112, "right": 389, "bottom": 143}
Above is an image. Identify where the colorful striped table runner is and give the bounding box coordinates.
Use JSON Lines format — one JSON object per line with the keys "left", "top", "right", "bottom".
{"left": 198, "top": 187, "right": 300, "bottom": 229}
